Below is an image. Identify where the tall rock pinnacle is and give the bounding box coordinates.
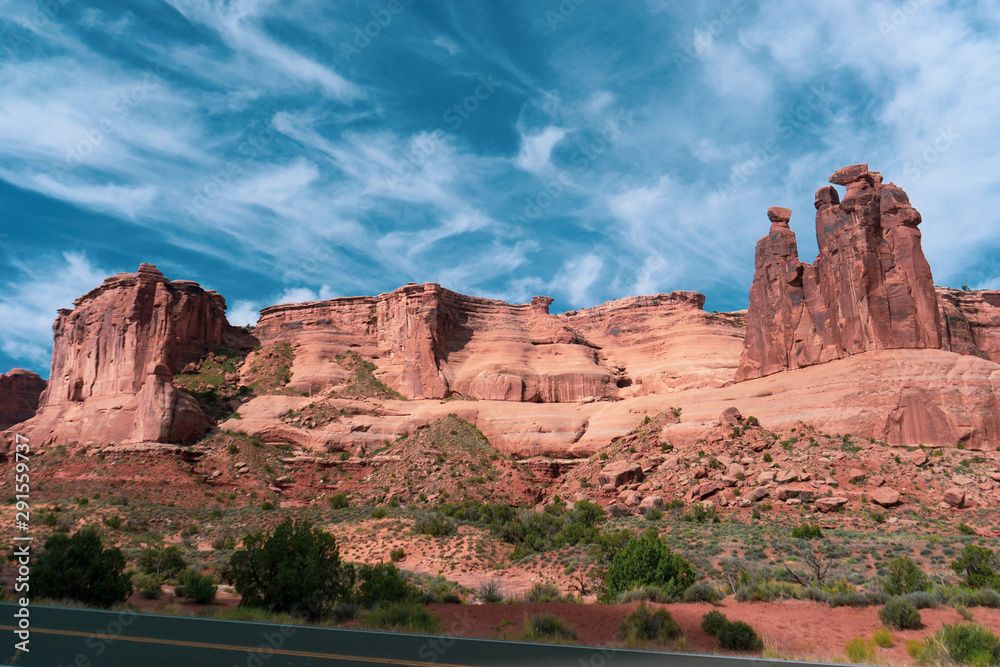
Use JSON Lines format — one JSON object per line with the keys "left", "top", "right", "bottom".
{"left": 736, "top": 164, "right": 940, "bottom": 381}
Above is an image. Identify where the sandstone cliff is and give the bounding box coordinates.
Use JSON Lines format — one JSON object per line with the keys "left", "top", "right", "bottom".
{"left": 5, "top": 264, "right": 253, "bottom": 446}
{"left": 254, "top": 284, "right": 743, "bottom": 402}
{"left": 737, "top": 164, "right": 940, "bottom": 381}
{"left": 0, "top": 369, "right": 46, "bottom": 431}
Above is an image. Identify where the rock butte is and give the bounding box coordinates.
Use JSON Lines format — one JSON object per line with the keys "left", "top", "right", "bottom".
{"left": 5, "top": 165, "right": 1000, "bottom": 455}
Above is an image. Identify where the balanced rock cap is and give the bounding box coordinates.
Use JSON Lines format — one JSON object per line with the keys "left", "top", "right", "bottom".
{"left": 828, "top": 163, "right": 869, "bottom": 185}
{"left": 767, "top": 206, "right": 792, "bottom": 225}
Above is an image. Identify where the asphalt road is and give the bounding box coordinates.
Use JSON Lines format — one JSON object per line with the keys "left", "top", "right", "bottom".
{"left": 0, "top": 603, "right": 840, "bottom": 667}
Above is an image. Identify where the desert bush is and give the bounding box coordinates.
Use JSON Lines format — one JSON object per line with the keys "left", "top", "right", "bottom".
{"left": 790, "top": 523, "right": 823, "bottom": 540}
{"left": 414, "top": 513, "right": 457, "bottom": 537}
{"left": 329, "top": 493, "right": 350, "bottom": 509}
{"left": 370, "top": 507, "right": 387, "bottom": 519}
{"left": 329, "top": 601, "right": 360, "bottom": 622}
{"left": 827, "top": 591, "right": 887, "bottom": 608}
{"left": 701, "top": 610, "right": 728, "bottom": 636}
{"left": 735, "top": 581, "right": 797, "bottom": 603}
{"left": 180, "top": 569, "right": 218, "bottom": 604}
{"left": 940, "top": 586, "right": 1000, "bottom": 609}
{"left": 229, "top": 518, "right": 354, "bottom": 619}
{"left": 845, "top": 637, "right": 876, "bottom": 663}
{"left": 873, "top": 628, "right": 893, "bottom": 648}
{"left": 683, "top": 581, "right": 724, "bottom": 604}
{"left": 478, "top": 575, "right": 505, "bottom": 604}
{"left": 361, "top": 602, "right": 441, "bottom": 633}
{"left": 952, "top": 545, "right": 1000, "bottom": 590}
{"left": 879, "top": 597, "right": 922, "bottom": 630}
{"left": 681, "top": 503, "right": 720, "bottom": 524}
{"left": 389, "top": 547, "right": 405, "bottom": 563}
{"left": 718, "top": 620, "right": 763, "bottom": 651}
{"left": 903, "top": 589, "right": 943, "bottom": 609}
{"left": 616, "top": 585, "right": 675, "bottom": 604}
{"left": 619, "top": 603, "right": 681, "bottom": 643}
{"left": 135, "top": 574, "right": 163, "bottom": 600}
{"left": 523, "top": 614, "right": 577, "bottom": 642}
{"left": 599, "top": 532, "right": 695, "bottom": 603}
{"left": 525, "top": 582, "right": 562, "bottom": 603}
{"left": 356, "top": 563, "right": 417, "bottom": 608}
{"left": 139, "top": 545, "right": 188, "bottom": 579}
{"left": 882, "top": 556, "right": 932, "bottom": 596}
{"left": 927, "top": 623, "right": 1000, "bottom": 665}
{"left": 34, "top": 527, "right": 132, "bottom": 608}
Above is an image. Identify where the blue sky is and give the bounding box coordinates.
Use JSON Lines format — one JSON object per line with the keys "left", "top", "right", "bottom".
{"left": 2, "top": 0, "right": 1000, "bottom": 378}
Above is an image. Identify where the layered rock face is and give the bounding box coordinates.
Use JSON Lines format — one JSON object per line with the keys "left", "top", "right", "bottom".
{"left": 937, "top": 287, "right": 1000, "bottom": 363}
{"left": 6, "top": 264, "right": 252, "bottom": 446}
{"left": 254, "top": 284, "right": 744, "bottom": 402}
{"left": 0, "top": 369, "right": 47, "bottom": 431}
{"left": 736, "top": 164, "right": 940, "bottom": 381}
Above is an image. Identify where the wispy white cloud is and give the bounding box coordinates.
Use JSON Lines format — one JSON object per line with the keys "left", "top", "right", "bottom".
{"left": 0, "top": 252, "right": 115, "bottom": 374}
{"left": 514, "top": 125, "right": 568, "bottom": 174}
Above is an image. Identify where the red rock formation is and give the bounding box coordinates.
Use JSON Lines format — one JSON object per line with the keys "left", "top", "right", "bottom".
{"left": 0, "top": 369, "right": 46, "bottom": 431}
{"left": 255, "top": 284, "right": 742, "bottom": 402}
{"left": 737, "top": 164, "right": 941, "bottom": 381}
{"left": 937, "top": 287, "right": 1000, "bottom": 363}
{"left": 5, "top": 264, "right": 252, "bottom": 446}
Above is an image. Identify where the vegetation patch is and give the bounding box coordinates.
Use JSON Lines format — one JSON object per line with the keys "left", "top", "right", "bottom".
{"left": 333, "top": 351, "right": 405, "bottom": 400}
{"left": 246, "top": 341, "right": 297, "bottom": 395}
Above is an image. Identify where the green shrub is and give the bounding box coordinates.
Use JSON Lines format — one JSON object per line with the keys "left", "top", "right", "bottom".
{"left": 903, "top": 590, "right": 943, "bottom": 609}
{"left": 619, "top": 603, "right": 682, "bottom": 643}
{"left": 356, "top": 563, "right": 417, "bottom": 608}
{"left": 701, "top": 610, "right": 728, "bottom": 636}
{"left": 139, "top": 545, "right": 187, "bottom": 578}
{"left": 261, "top": 501, "right": 274, "bottom": 511}
{"left": 525, "top": 582, "right": 562, "bottom": 603}
{"left": 229, "top": 518, "right": 354, "bottom": 619}
{"left": 180, "top": 569, "right": 218, "bottom": 604}
{"left": 940, "top": 586, "right": 1000, "bottom": 608}
{"left": 523, "top": 614, "right": 577, "bottom": 642}
{"left": 616, "top": 585, "right": 675, "bottom": 604}
{"left": 845, "top": 637, "right": 876, "bottom": 663}
{"left": 414, "top": 513, "right": 457, "bottom": 537}
{"left": 879, "top": 597, "right": 922, "bottom": 630}
{"left": 681, "top": 504, "right": 720, "bottom": 524}
{"left": 600, "top": 532, "right": 696, "bottom": 603}
{"left": 370, "top": 507, "right": 387, "bottom": 519}
{"left": 684, "top": 581, "right": 724, "bottom": 604}
{"left": 882, "top": 556, "right": 932, "bottom": 596}
{"left": 937, "top": 623, "right": 1000, "bottom": 665}
{"left": 478, "top": 575, "right": 504, "bottom": 604}
{"left": 718, "top": 620, "right": 763, "bottom": 651}
{"left": 390, "top": 548, "right": 405, "bottom": 563}
{"left": 329, "top": 493, "right": 350, "bottom": 509}
{"left": 361, "top": 602, "right": 441, "bottom": 633}
{"left": 873, "top": 628, "right": 893, "bottom": 648}
{"left": 790, "top": 523, "right": 823, "bottom": 540}
{"left": 34, "top": 526, "right": 132, "bottom": 608}
{"left": 952, "top": 545, "right": 1000, "bottom": 590}
{"left": 135, "top": 574, "right": 163, "bottom": 600}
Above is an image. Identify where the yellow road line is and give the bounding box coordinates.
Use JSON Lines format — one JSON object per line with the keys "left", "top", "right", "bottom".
{"left": 0, "top": 625, "right": 470, "bottom": 666}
